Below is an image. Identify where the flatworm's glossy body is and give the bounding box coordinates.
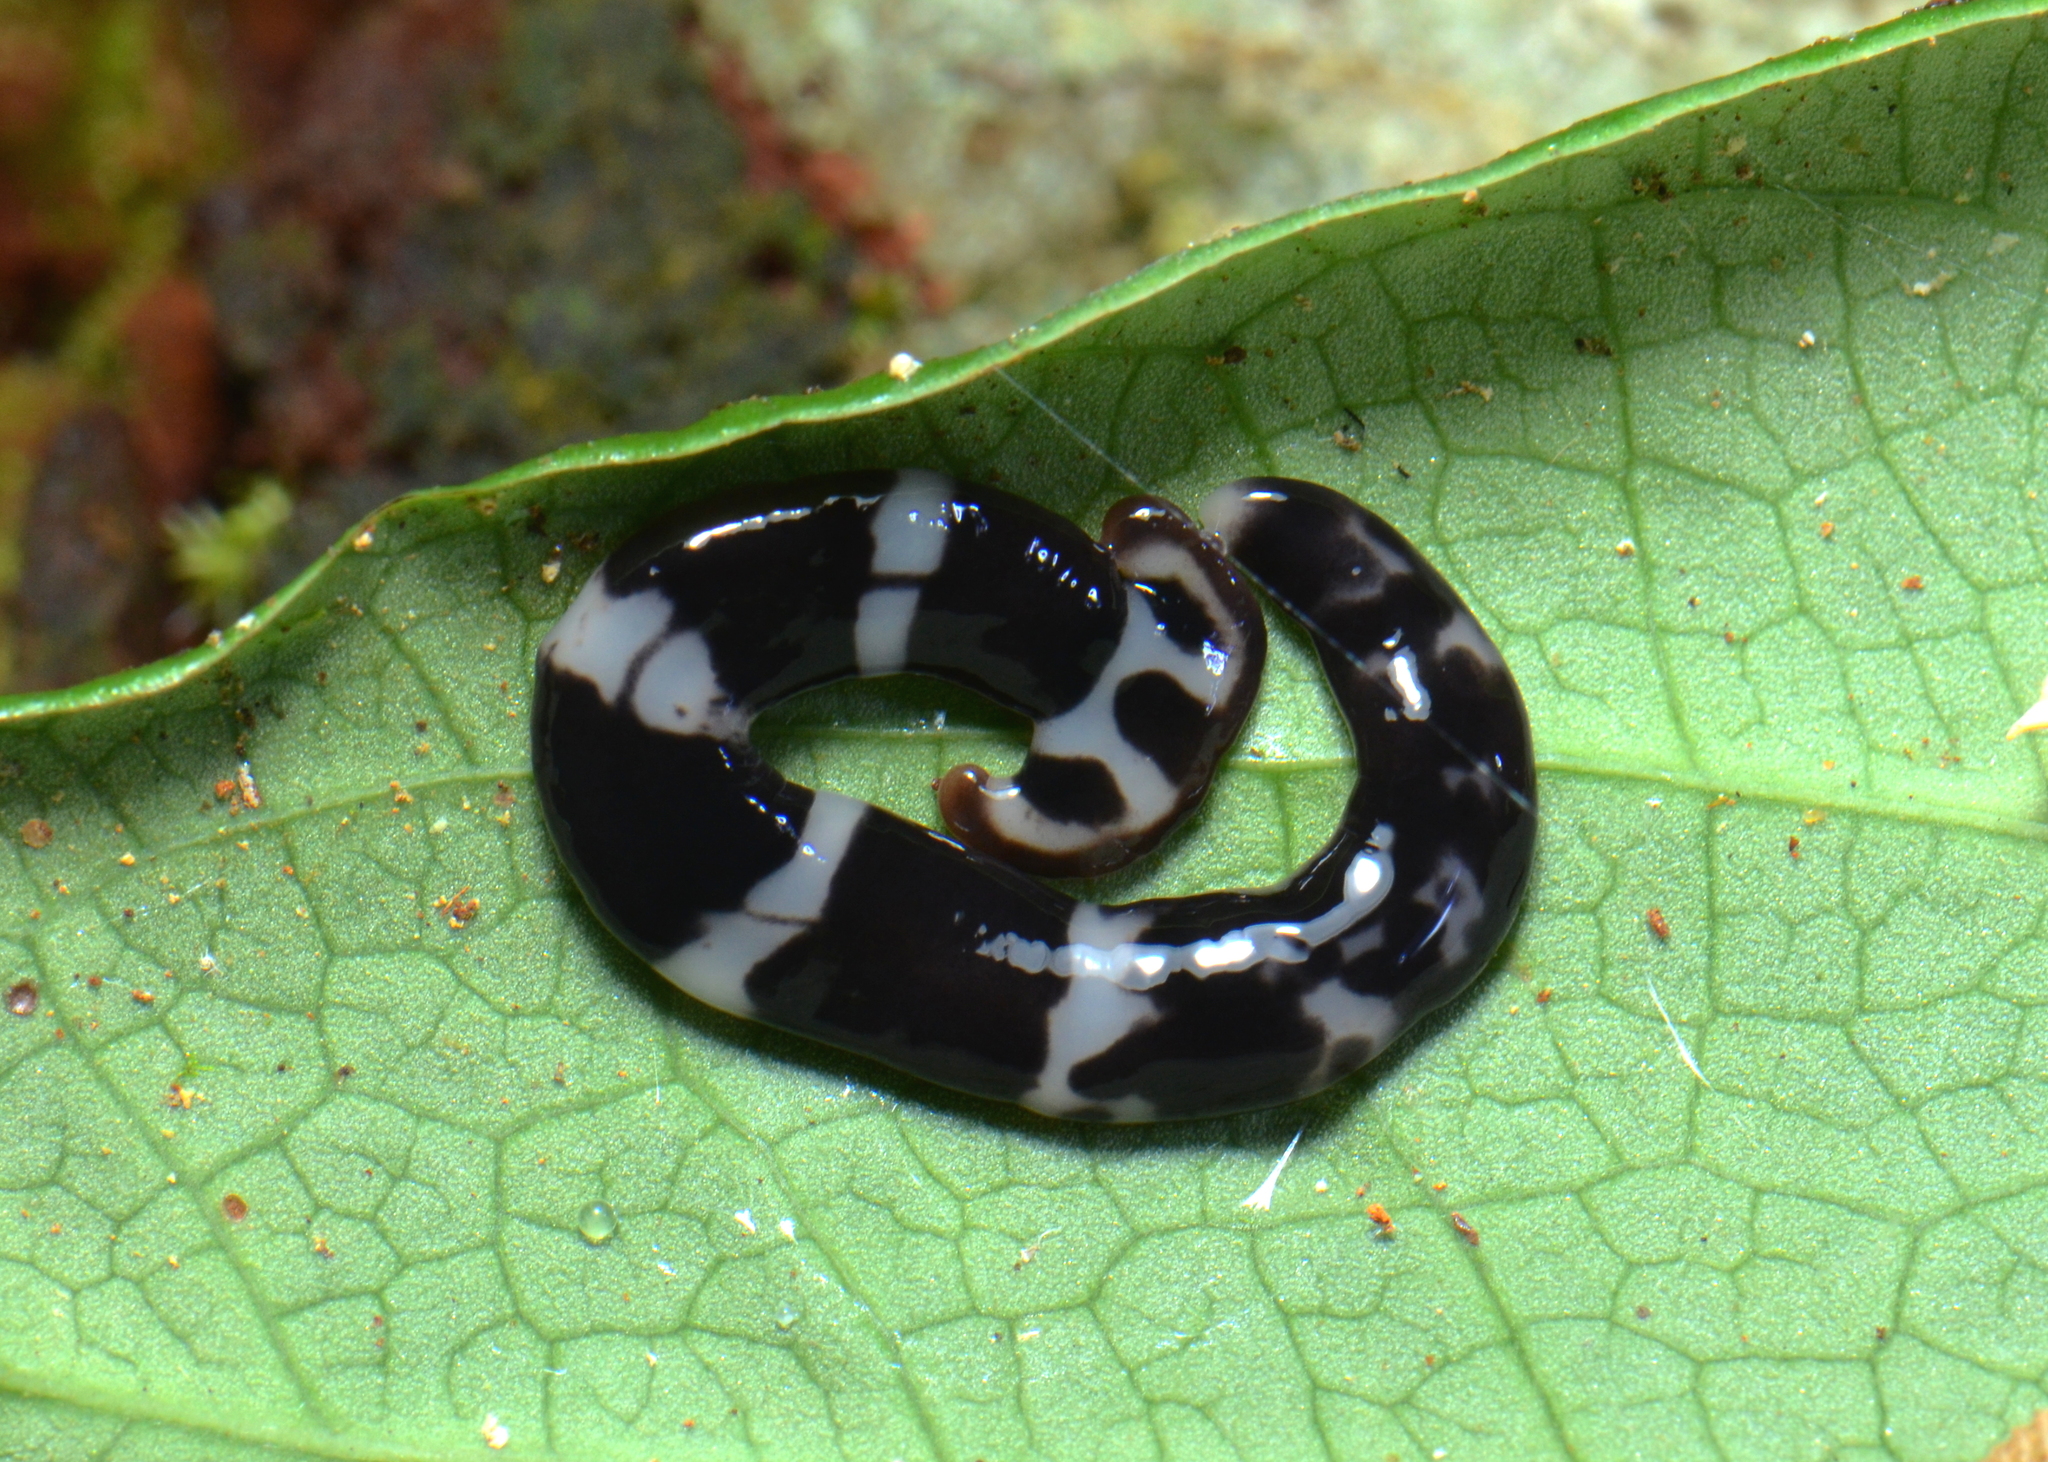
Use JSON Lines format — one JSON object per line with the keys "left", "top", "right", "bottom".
{"left": 532, "top": 471, "right": 1535, "bottom": 1121}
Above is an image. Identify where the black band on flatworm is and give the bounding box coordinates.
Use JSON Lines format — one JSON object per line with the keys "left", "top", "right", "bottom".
{"left": 531, "top": 471, "right": 1536, "bottom": 1121}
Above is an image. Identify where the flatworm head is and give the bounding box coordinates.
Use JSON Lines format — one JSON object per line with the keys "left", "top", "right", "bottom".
{"left": 532, "top": 471, "right": 1534, "bottom": 1121}
{"left": 936, "top": 493, "right": 1266, "bottom": 875}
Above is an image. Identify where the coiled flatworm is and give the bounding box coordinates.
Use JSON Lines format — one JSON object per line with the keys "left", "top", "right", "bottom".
{"left": 532, "top": 472, "right": 1535, "bottom": 1120}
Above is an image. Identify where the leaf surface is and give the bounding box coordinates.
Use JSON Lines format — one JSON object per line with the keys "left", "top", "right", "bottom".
{"left": 6, "top": 6, "right": 2048, "bottom": 1458}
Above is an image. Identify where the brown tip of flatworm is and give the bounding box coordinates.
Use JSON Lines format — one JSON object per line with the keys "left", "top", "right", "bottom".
{"left": 937, "top": 762, "right": 987, "bottom": 814}
{"left": 935, "top": 763, "right": 1004, "bottom": 859}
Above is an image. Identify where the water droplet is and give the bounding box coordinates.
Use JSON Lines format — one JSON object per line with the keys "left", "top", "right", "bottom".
{"left": 774, "top": 1303, "right": 799, "bottom": 1331}
{"left": 577, "top": 1201, "right": 618, "bottom": 1244}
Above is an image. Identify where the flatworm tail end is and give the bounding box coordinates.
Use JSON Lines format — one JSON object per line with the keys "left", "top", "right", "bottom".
{"left": 1201, "top": 476, "right": 1537, "bottom": 1025}
{"left": 1001, "top": 479, "right": 1536, "bottom": 1120}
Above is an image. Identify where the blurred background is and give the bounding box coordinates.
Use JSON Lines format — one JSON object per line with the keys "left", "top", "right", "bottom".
{"left": 0, "top": 0, "right": 1901, "bottom": 692}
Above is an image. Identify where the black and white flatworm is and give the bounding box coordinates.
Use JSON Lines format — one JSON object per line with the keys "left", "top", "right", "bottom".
{"left": 531, "top": 471, "right": 1536, "bottom": 1121}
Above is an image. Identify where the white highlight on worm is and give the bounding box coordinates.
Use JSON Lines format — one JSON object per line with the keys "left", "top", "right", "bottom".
{"left": 1388, "top": 647, "right": 1432, "bottom": 719}
{"left": 1241, "top": 1129, "right": 1304, "bottom": 1211}
{"left": 981, "top": 829, "right": 1393, "bottom": 988}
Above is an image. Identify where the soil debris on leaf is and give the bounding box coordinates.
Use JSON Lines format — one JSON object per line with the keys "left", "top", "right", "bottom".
{"left": 434, "top": 889, "right": 480, "bottom": 929}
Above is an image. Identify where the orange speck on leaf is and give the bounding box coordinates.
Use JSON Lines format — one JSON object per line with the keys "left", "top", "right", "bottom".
{"left": 433, "top": 888, "right": 480, "bottom": 929}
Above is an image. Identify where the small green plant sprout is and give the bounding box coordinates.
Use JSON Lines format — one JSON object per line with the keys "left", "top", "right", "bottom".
{"left": 164, "top": 477, "right": 293, "bottom": 626}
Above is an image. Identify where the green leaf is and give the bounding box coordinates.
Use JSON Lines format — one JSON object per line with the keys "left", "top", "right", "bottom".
{"left": 6, "top": 5, "right": 2048, "bottom": 1457}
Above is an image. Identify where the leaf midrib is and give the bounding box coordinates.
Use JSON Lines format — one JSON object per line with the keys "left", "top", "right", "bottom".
{"left": 82, "top": 748, "right": 2048, "bottom": 876}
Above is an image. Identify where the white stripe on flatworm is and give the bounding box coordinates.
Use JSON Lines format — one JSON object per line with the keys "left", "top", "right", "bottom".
{"left": 631, "top": 630, "right": 750, "bottom": 739}
{"left": 852, "top": 473, "right": 954, "bottom": 675}
{"left": 854, "top": 586, "right": 921, "bottom": 674}
{"left": 540, "top": 578, "right": 672, "bottom": 705}
{"left": 658, "top": 790, "right": 866, "bottom": 1014}
{"left": 1300, "top": 980, "right": 1397, "bottom": 1048}
{"left": 1022, "top": 973, "right": 1158, "bottom": 1119}
{"left": 1433, "top": 608, "right": 1505, "bottom": 670}
{"left": 744, "top": 790, "right": 865, "bottom": 921}
{"left": 869, "top": 471, "right": 952, "bottom": 576}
